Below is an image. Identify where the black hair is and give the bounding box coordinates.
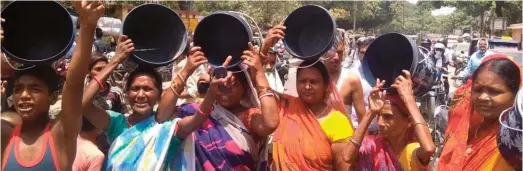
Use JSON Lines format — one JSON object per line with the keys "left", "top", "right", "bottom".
{"left": 472, "top": 58, "right": 521, "bottom": 94}
{"left": 88, "top": 53, "right": 108, "bottom": 71}
{"left": 297, "top": 60, "right": 330, "bottom": 84}
{"left": 125, "top": 67, "right": 163, "bottom": 95}
{"left": 13, "top": 65, "right": 60, "bottom": 93}
{"left": 95, "top": 27, "right": 103, "bottom": 39}
{"left": 81, "top": 116, "right": 96, "bottom": 132}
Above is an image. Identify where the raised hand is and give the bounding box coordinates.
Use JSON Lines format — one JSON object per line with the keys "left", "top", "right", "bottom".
{"left": 391, "top": 70, "right": 414, "bottom": 103}
{"left": 74, "top": 1, "right": 105, "bottom": 26}
{"left": 242, "top": 42, "right": 263, "bottom": 76}
{"left": 183, "top": 46, "right": 208, "bottom": 74}
{"left": 113, "top": 35, "right": 134, "bottom": 63}
{"left": 208, "top": 56, "right": 232, "bottom": 94}
{"left": 263, "top": 25, "right": 286, "bottom": 50}
{"left": 368, "top": 78, "right": 386, "bottom": 114}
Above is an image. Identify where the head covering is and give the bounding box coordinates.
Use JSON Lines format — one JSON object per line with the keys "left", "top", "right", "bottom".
{"left": 497, "top": 87, "right": 523, "bottom": 170}
{"left": 439, "top": 54, "right": 522, "bottom": 171}
{"left": 433, "top": 43, "right": 446, "bottom": 50}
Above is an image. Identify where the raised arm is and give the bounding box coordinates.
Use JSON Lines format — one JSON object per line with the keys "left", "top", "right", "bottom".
{"left": 156, "top": 47, "right": 207, "bottom": 123}
{"left": 82, "top": 35, "right": 134, "bottom": 130}
{"left": 242, "top": 42, "right": 280, "bottom": 136}
{"left": 392, "top": 70, "right": 435, "bottom": 165}
{"left": 52, "top": 0, "right": 104, "bottom": 167}
{"left": 174, "top": 57, "right": 232, "bottom": 138}
{"left": 342, "top": 79, "right": 386, "bottom": 167}
{"left": 260, "top": 25, "right": 285, "bottom": 56}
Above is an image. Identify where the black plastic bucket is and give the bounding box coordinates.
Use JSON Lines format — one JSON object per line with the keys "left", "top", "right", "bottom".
{"left": 122, "top": 4, "right": 187, "bottom": 67}
{"left": 283, "top": 5, "right": 336, "bottom": 61}
{"left": 361, "top": 33, "right": 437, "bottom": 96}
{"left": 193, "top": 12, "right": 252, "bottom": 70}
{"left": 1, "top": 1, "right": 74, "bottom": 64}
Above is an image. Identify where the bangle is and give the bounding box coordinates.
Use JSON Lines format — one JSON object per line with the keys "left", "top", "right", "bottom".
{"left": 176, "top": 74, "right": 186, "bottom": 85}
{"left": 170, "top": 85, "right": 182, "bottom": 97}
{"left": 258, "top": 93, "right": 275, "bottom": 101}
{"left": 92, "top": 77, "right": 104, "bottom": 90}
{"left": 256, "top": 86, "right": 272, "bottom": 96}
{"left": 349, "top": 137, "right": 361, "bottom": 147}
{"left": 412, "top": 122, "right": 428, "bottom": 127}
{"left": 197, "top": 107, "right": 212, "bottom": 116}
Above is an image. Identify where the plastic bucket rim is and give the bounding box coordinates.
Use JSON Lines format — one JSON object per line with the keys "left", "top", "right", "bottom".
{"left": 1, "top": 1, "right": 75, "bottom": 64}
{"left": 362, "top": 32, "right": 421, "bottom": 87}
{"left": 194, "top": 11, "right": 253, "bottom": 69}
{"left": 283, "top": 5, "right": 336, "bottom": 60}
{"left": 122, "top": 3, "right": 188, "bottom": 67}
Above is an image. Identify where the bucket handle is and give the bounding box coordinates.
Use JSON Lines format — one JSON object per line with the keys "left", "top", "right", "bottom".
{"left": 2, "top": 54, "right": 35, "bottom": 71}
{"left": 227, "top": 11, "right": 263, "bottom": 53}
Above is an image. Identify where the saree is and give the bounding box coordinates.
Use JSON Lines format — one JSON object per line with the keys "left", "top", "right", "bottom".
{"left": 106, "top": 116, "right": 195, "bottom": 171}
{"left": 271, "top": 94, "right": 334, "bottom": 171}
{"left": 355, "top": 94, "right": 422, "bottom": 171}
{"left": 438, "top": 54, "right": 522, "bottom": 171}
{"left": 176, "top": 69, "right": 268, "bottom": 171}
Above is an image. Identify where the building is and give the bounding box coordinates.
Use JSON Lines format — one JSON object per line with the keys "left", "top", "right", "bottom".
{"left": 508, "top": 23, "right": 522, "bottom": 42}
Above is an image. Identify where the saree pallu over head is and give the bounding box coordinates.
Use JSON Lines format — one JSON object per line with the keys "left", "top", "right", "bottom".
{"left": 177, "top": 68, "right": 269, "bottom": 171}
{"left": 106, "top": 116, "right": 196, "bottom": 171}
{"left": 438, "top": 54, "right": 522, "bottom": 171}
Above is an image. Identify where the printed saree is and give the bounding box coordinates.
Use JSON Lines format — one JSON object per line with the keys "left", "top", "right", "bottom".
{"left": 355, "top": 135, "right": 404, "bottom": 171}
{"left": 438, "top": 54, "right": 521, "bottom": 171}
{"left": 176, "top": 68, "right": 268, "bottom": 171}
{"left": 106, "top": 116, "right": 195, "bottom": 171}
{"left": 177, "top": 103, "right": 268, "bottom": 171}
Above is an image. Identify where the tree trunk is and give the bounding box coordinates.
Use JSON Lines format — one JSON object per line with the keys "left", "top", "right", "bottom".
{"left": 495, "top": 1, "right": 504, "bottom": 17}
{"left": 480, "top": 12, "right": 484, "bottom": 37}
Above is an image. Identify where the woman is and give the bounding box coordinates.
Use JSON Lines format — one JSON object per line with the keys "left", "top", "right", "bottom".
{"left": 1, "top": 1, "right": 104, "bottom": 170}
{"left": 342, "top": 71, "right": 436, "bottom": 171}
{"left": 86, "top": 53, "right": 125, "bottom": 113}
{"left": 271, "top": 59, "right": 354, "bottom": 171}
{"left": 156, "top": 43, "right": 279, "bottom": 170}
{"left": 82, "top": 33, "right": 211, "bottom": 170}
{"left": 438, "top": 54, "right": 522, "bottom": 171}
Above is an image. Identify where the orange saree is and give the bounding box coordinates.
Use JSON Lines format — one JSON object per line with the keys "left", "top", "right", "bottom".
{"left": 438, "top": 54, "right": 522, "bottom": 171}
{"left": 271, "top": 94, "right": 333, "bottom": 171}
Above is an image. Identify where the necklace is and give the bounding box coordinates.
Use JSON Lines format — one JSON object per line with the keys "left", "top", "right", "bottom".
{"left": 307, "top": 105, "right": 329, "bottom": 119}
{"left": 465, "top": 124, "right": 482, "bottom": 156}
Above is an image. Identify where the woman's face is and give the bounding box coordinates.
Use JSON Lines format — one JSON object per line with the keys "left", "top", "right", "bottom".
{"left": 127, "top": 75, "right": 160, "bottom": 115}
{"left": 378, "top": 102, "right": 409, "bottom": 139}
{"left": 216, "top": 73, "right": 246, "bottom": 109}
{"left": 89, "top": 60, "right": 108, "bottom": 78}
{"left": 12, "top": 75, "right": 55, "bottom": 121}
{"left": 297, "top": 67, "right": 328, "bottom": 105}
{"left": 472, "top": 69, "right": 516, "bottom": 120}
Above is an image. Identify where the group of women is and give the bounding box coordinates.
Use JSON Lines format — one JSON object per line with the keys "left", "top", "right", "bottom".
{"left": 1, "top": 2, "right": 522, "bottom": 171}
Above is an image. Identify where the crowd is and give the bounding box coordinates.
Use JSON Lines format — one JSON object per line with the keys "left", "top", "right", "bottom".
{"left": 0, "top": 2, "right": 522, "bottom": 171}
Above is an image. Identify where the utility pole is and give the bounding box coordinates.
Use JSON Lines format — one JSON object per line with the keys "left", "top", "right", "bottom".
{"left": 353, "top": 1, "right": 357, "bottom": 31}
{"left": 352, "top": 1, "right": 357, "bottom": 43}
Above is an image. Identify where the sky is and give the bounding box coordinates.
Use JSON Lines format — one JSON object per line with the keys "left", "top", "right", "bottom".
{"left": 431, "top": 6, "right": 456, "bottom": 16}
{"left": 406, "top": 0, "right": 455, "bottom": 16}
